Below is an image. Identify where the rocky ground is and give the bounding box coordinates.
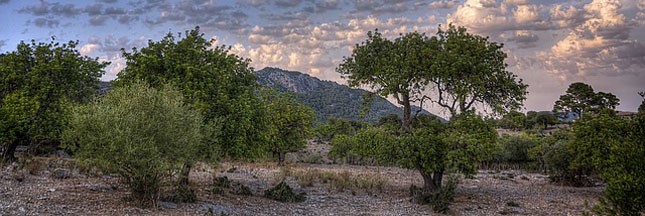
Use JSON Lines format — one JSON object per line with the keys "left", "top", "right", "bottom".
{"left": 0, "top": 145, "right": 602, "bottom": 215}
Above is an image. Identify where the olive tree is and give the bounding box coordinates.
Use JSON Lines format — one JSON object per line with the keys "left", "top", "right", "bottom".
{"left": 337, "top": 25, "right": 527, "bottom": 193}
{"left": 0, "top": 40, "right": 107, "bottom": 162}
{"left": 63, "top": 82, "right": 206, "bottom": 207}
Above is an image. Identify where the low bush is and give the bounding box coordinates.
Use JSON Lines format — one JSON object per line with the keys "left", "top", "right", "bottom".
{"left": 63, "top": 82, "right": 206, "bottom": 207}
{"left": 264, "top": 181, "right": 306, "bottom": 202}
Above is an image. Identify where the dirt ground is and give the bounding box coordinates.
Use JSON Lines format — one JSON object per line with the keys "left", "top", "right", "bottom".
{"left": 0, "top": 156, "right": 602, "bottom": 216}
{"left": 0, "top": 142, "right": 602, "bottom": 216}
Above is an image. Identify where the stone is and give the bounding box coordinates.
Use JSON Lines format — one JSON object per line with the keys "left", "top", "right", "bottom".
{"left": 52, "top": 168, "right": 71, "bottom": 179}
{"left": 200, "top": 203, "right": 232, "bottom": 215}
{"left": 159, "top": 201, "right": 177, "bottom": 209}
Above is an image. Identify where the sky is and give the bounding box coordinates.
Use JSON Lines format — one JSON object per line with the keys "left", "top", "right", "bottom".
{"left": 0, "top": 0, "right": 643, "bottom": 114}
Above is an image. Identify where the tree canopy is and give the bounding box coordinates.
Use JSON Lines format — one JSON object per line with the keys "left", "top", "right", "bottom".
{"left": 262, "top": 89, "right": 315, "bottom": 165}
{"left": 338, "top": 25, "right": 527, "bottom": 133}
{"left": 114, "top": 27, "right": 268, "bottom": 160}
{"left": 553, "top": 82, "right": 619, "bottom": 119}
{"left": 0, "top": 39, "right": 107, "bottom": 162}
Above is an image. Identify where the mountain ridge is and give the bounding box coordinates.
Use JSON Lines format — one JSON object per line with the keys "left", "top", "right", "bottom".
{"left": 255, "top": 67, "right": 443, "bottom": 123}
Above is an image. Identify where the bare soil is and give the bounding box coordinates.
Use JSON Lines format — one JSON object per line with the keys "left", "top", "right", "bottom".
{"left": 0, "top": 143, "right": 602, "bottom": 215}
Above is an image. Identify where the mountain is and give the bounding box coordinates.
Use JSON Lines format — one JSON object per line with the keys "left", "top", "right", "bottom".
{"left": 255, "top": 67, "right": 443, "bottom": 123}
{"left": 97, "top": 67, "right": 444, "bottom": 124}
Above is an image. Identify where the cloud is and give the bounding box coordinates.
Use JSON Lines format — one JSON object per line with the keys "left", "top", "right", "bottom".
{"left": 539, "top": 0, "right": 645, "bottom": 80}
{"left": 428, "top": 1, "right": 458, "bottom": 9}
{"left": 19, "top": 1, "right": 81, "bottom": 17}
{"left": 0, "top": 0, "right": 10, "bottom": 4}
{"left": 32, "top": 18, "right": 60, "bottom": 28}
{"left": 80, "top": 43, "right": 101, "bottom": 56}
{"left": 508, "top": 30, "right": 539, "bottom": 48}
{"left": 0, "top": 40, "right": 6, "bottom": 51}
{"left": 274, "top": 0, "right": 302, "bottom": 7}
{"left": 304, "top": 0, "right": 340, "bottom": 13}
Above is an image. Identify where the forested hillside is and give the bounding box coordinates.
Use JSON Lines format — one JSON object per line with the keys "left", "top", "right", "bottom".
{"left": 255, "top": 67, "right": 440, "bottom": 123}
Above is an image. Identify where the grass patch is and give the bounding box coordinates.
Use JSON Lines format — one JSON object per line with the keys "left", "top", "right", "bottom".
{"left": 275, "top": 167, "right": 388, "bottom": 194}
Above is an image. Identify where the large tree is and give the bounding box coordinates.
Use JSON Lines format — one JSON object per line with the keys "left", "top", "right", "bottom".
{"left": 553, "top": 82, "right": 619, "bottom": 119}
{"left": 337, "top": 30, "right": 434, "bottom": 132}
{"left": 337, "top": 25, "right": 527, "bottom": 194}
{"left": 427, "top": 25, "right": 528, "bottom": 117}
{"left": 0, "top": 40, "right": 107, "bottom": 162}
{"left": 114, "top": 27, "right": 268, "bottom": 160}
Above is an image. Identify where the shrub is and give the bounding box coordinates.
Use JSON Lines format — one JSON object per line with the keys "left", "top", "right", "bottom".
{"left": 63, "top": 82, "right": 205, "bottom": 207}
{"left": 264, "top": 181, "right": 306, "bottom": 202}
{"left": 410, "top": 175, "right": 459, "bottom": 213}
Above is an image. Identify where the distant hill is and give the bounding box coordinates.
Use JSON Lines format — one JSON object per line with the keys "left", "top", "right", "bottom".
{"left": 97, "top": 67, "right": 444, "bottom": 124}
{"left": 255, "top": 67, "right": 443, "bottom": 123}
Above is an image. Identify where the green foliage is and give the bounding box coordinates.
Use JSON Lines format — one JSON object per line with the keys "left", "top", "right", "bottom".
{"left": 553, "top": 82, "right": 620, "bottom": 119}
{"left": 409, "top": 176, "right": 459, "bottom": 213}
{"left": 314, "top": 117, "right": 364, "bottom": 143}
{"left": 114, "top": 27, "right": 267, "bottom": 160}
{"left": 441, "top": 112, "right": 497, "bottom": 176}
{"left": 495, "top": 134, "right": 540, "bottom": 164}
{"left": 62, "top": 82, "right": 205, "bottom": 207}
{"left": 429, "top": 25, "right": 528, "bottom": 117}
{"left": 262, "top": 89, "right": 314, "bottom": 165}
{"left": 498, "top": 111, "right": 527, "bottom": 130}
{"left": 264, "top": 181, "right": 306, "bottom": 203}
{"left": 576, "top": 114, "right": 645, "bottom": 215}
{"left": 329, "top": 126, "right": 397, "bottom": 165}
{"left": 0, "top": 39, "right": 107, "bottom": 161}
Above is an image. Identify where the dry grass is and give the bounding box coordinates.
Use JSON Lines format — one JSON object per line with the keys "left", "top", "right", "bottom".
{"left": 275, "top": 167, "right": 388, "bottom": 194}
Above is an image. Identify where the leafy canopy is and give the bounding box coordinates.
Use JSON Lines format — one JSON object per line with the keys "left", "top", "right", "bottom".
{"left": 114, "top": 27, "right": 267, "bottom": 160}
{"left": 63, "top": 82, "right": 205, "bottom": 206}
{"left": 0, "top": 39, "right": 107, "bottom": 161}
{"left": 262, "top": 89, "right": 315, "bottom": 165}
{"left": 553, "top": 82, "right": 619, "bottom": 119}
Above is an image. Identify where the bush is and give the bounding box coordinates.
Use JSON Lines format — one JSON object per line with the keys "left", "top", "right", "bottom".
{"left": 410, "top": 176, "right": 459, "bottom": 213}
{"left": 264, "top": 181, "right": 306, "bottom": 202}
{"left": 63, "top": 82, "right": 206, "bottom": 207}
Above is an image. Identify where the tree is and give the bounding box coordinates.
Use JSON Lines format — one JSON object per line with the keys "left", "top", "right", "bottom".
{"left": 114, "top": 27, "right": 267, "bottom": 160}
{"left": 0, "top": 40, "right": 107, "bottom": 162}
{"left": 553, "top": 82, "right": 619, "bottom": 119}
{"left": 499, "top": 111, "right": 526, "bottom": 130}
{"left": 337, "top": 25, "right": 527, "bottom": 193}
{"left": 262, "top": 89, "right": 314, "bottom": 165}
{"left": 63, "top": 82, "right": 206, "bottom": 207}
{"left": 427, "top": 25, "right": 528, "bottom": 118}
{"left": 572, "top": 113, "right": 645, "bottom": 215}
{"left": 337, "top": 30, "right": 433, "bottom": 132}
{"left": 534, "top": 112, "right": 557, "bottom": 130}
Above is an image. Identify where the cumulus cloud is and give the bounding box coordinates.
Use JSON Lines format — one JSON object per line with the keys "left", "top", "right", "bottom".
{"left": 539, "top": 0, "right": 645, "bottom": 80}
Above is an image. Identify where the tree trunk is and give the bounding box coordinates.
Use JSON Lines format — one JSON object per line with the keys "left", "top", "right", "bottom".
{"left": 420, "top": 170, "right": 443, "bottom": 191}
{"left": 277, "top": 152, "right": 285, "bottom": 166}
{"left": 401, "top": 93, "right": 412, "bottom": 133}
{"left": 178, "top": 161, "right": 193, "bottom": 186}
{"left": 1, "top": 139, "right": 20, "bottom": 163}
